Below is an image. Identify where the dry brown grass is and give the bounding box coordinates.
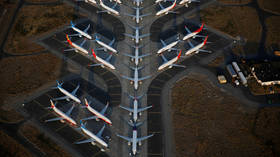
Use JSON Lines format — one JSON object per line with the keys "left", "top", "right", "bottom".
{"left": 19, "top": 122, "right": 72, "bottom": 157}
{"left": 25, "top": 0, "right": 60, "bottom": 2}
{"left": 0, "top": 107, "right": 24, "bottom": 123}
{"left": 265, "top": 16, "right": 280, "bottom": 48}
{"left": 0, "top": 53, "right": 62, "bottom": 105}
{"left": 201, "top": 6, "right": 262, "bottom": 55}
{"left": 4, "top": 4, "right": 76, "bottom": 54}
{"left": 258, "top": 0, "right": 280, "bottom": 14}
{"left": 0, "top": 130, "right": 32, "bottom": 157}
{"left": 171, "top": 74, "right": 279, "bottom": 157}
{"left": 218, "top": 0, "right": 252, "bottom": 5}
{"left": 208, "top": 55, "right": 224, "bottom": 67}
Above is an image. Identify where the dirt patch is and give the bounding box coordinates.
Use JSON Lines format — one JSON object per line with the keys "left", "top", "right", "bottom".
{"left": 218, "top": 0, "right": 252, "bottom": 5}
{"left": 0, "top": 53, "right": 62, "bottom": 105}
{"left": 19, "top": 122, "right": 72, "bottom": 157}
{"left": 208, "top": 55, "right": 224, "bottom": 67}
{"left": 258, "top": 0, "right": 280, "bottom": 14}
{"left": 201, "top": 6, "right": 262, "bottom": 55}
{"left": 171, "top": 74, "right": 279, "bottom": 157}
{"left": 25, "top": 0, "right": 60, "bottom": 3}
{"left": 0, "top": 107, "right": 24, "bottom": 123}
{"left": 4, "top": 4, "right": 76, "bottom": 54}
{"left": 265, "top": 16, "right": 280, "bottom": 49}
{"left": 0, "top": 130, "right": 32, "bottom": 157}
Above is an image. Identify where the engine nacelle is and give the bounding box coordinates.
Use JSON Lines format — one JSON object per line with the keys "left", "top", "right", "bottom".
{"left": 130, "top": 81, "right": 134, "bottom": 85}
{"left": 139, "top": 112, "right": 142, "bottom": 116}
{"left": 91, "top": 142, "right": 96, "bottom": 145}
{"left": 138, "top": 141, "right": 142, "bottom": 146}
{"left": 129, "top": 112, "right": 132, "bottom": 116}
{"left": 139, "top": 81, "right": 142, "bottom": 85}
{"left": 128, "top": 142, "right": 131, "bottom": 146}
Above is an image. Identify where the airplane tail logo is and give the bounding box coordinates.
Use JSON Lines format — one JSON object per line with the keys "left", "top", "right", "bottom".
{"left": 66, "top": 34, "right": 73, "bottom": 46}
{"left": 177, "top": 50, "right": 182, "bottom": 60}
{"left": 203, "top": 36, "right": 208, "bottom": 46}
{"left": 194, "top": 22, "right": 204, "bottom": 33}
{"left": 91, "top": 49, "right": 97, "bottom": 58}
{"left": 70, "top": 21, "right": 75, "bottom": 27}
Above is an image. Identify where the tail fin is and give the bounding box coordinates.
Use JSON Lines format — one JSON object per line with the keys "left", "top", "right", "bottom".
{"left": 50, "top": 99, "right": 56, "bottom": 109}
{"left": 84, "top": 98, "right": 89, "bottom": 107}
{"left": 66, "top": 34, "right": 73, "bottom": 46}
{"left": 91, "top": 49, "right": 97, "bottom": 58}
{"left": 70, "top": 21, "right": 75, "bottom": 27}
{"left": 203, "top": 36, "right": 208, "bottom": 46}
{"left": 177, "top": 50, "right": 182, "bottom": 60}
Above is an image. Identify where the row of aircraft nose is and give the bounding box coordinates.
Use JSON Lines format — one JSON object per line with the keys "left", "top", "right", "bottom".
{"left": 45, "top": 81, "right": 113, "bottom": 152}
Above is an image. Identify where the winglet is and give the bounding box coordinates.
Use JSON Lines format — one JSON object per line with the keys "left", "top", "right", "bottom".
{"left": 177, "top": 50, "right": 182, "bottom": 60}
{"left": 203, "top": 36, "right": 208, "bottom": 46}
{"left": 91, "top": 49, "right": 97, "bottom": 58}
{"left": 66, "top": 34, "right": 73, "bottom": 46}
{"left": 194, "top": 22, "right": 204, "bottom": 33}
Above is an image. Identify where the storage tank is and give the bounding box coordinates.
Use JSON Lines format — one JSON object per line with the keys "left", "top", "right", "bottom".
{"left": 238, "top": 71, "right": 247, "bottom": 86}
{"left": 232, "top": 62, "right": 241, "bottom": 72}
{"left": 226, "top": 65, "right": 237, "bottom": 78}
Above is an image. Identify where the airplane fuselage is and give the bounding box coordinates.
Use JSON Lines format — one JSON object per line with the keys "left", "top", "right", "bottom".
{"left": 133, "top": 99, "right": 138, "bottom": 122}
{"left": 52, "top": 107, "right": 77, "bottom": 126}
{"left": 156, "top": 0, "right": 176, "bottom": 16}
{"left": 81, "top": 126, "right": 108, "bottom": 148}
{"left": 92, "top": 50, "right": 116, "bottom": 70}
{"left": 158, "top": 54, "right": 180, "bottom": 71}
{"left": 133, "top": 68, "right": 139, "bottom": 90}
{"left": 96, "top": 39, "right": 117, "bottom": 53}
{"left": 86, "top": 105, "right": 112, "bottom": 125}
{"left": 135, "top": 29, "right": 139, "bottom": 44}
{"left": 183, "top": 32, "right": 199, "bottom": 41}
{"left": 58, "top": 86, "right": 81, "bottom": 104}
{"left": 134, "top": 47, "right": 140, "bottom": 66}
{"left": 135, "top": 8, "right": 140, "bottom": 23}
{"left": 85, "top": 0, "right": 97, "bottom": 4}
{"left": 110, "top": 0, "right": 121, "bottom": 4}
{"left": 71, "top": 26, "right": 92, "bottom": 40}
{"left": 185, "top": 42, "right": 204, "bottom": 56}
{"left": 157, "top": 40, "right": 179, "bottom": 54}
{"left": 132, "top": 130, "right": 137, "bottom": 155}
{"left": 100, "top": 0, "right": 120, "bottom": 15}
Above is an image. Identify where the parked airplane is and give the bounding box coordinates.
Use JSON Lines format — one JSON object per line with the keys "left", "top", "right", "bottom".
{"left": 156, "top": 0, "right": 176, "bottom": 16}
{"left": 75, "top": 121, "right": 108, "bottom": 151}
{"left": 120, "top": 94, "right": 152, "bottom": 122}
{"left": 94, "top": 34, "right": 117, "bottom": 53}
{"left": 68, "top": 21, "right": 92, "bottom": 40}
{"left": 53, "top": 81, "right": 81, "bottom": 104}
{"left": 157, "top": 36, "right": 180, "bottom": 54}
{"left": 89, "top": 49, "right": 116, "bottom": 70}
{"left": 117, "top": 125, "right": 153, "bottom": 156}
{"left": 65, "top": 34, "right": 89, "bottom": 54}
{"left": 158, "top": 50, "right": 185, "bottom": 70}
{"left": 124, "top": 6, "right": 151, "bottom": 24}
{"left": 184, "top": 36, "right": 211, "bottom": 56}
{"left": 45, "top": 100, "right": 77, "bottom": 126}
{"left": 81, "top": 98, "right": 112, "bottom": 125}
{"left": 121, "top": 66, "right": 151, "bottom": 90}
{"left": 98, "top": 0, "right": 120, "bottom": 16}
{"left": 123, "top": 44, "right": 151, "bottom": 66}
{"left": 132, "top": 0, "right": 143, "bottom": 6}
{"left": 124, "top": 24, "right": 150, "bottom": 44}
{"left": 183, "top": 23, "right": 205, "bottom": 41}
{"left": 179, "top": 0, "right": 200, "bottom": 7}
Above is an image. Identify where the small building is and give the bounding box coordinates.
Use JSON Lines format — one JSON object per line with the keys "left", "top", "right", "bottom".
{"left": 251, "top": 62, "right": 280, "bottom": 86}
{"left": 217, "top": 75, "right": 227, "bottom": 84}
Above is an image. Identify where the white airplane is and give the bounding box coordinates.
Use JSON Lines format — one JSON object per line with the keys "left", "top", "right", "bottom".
{"left": 98, "top": 0, "right": 120, "bottom": 16}
{"left": 76, "top": 0, "right": 97, "bottom": 4}
{"left": 123, "top": 44, "right": 151, "bottom": 66}
{"left": 89, "top": 49, "right": 116, "bottom": 70}
{"left": 53, "top": 81, "right": 81, "bottom": 104}
{"left": 124, "top": 6, "right": 151, "bottom": 24}
{"left": 158, "top": 50, "right": 186, "bottom": 70}
{"left": 185, "top": 36, "right": 211, "bottom": 56}
{"left": 120, "top": 94, "right": 152, "bottom": 122}
{"left": 75, "top": 121, "right": 108, "bottom": 151}
{"left": 157, "top": 36, "right": 180, "bottom": 54}
{"left": 121, "top": 66, "right": 151, "bottom": 90}
{"left": 68, "top": 21, "right": 92, "bottom": 40}
{"left": 124, "top": 24, "right": 150, "bottom": 44}
{"left": 94, "top": 34, "right": 117, "bottom": 53}
{"left": 110, "top": 0, "right": 121, "bottom": 4}
{"left": 45, "top": 100, "right": 77, "bottom": 126}
{"left": 65, "top": 34, "right": 89, "bottom": 54}
{"left": 81, "top": 98, "right": 112, "bottom": 125}
{"left": 156, "top": 0, "right": 176, "bottom": 16}
{"left": 117, "top": 125, "right": 153, "bottom": 156}
{"left": 132, "top": 0, "right": 143, "bottom": 6}
{"left": 179, "top": 0, "right": 200, "bottom": 7}
{"left": 183, "top": 23, "right": 204, "bottom": 41}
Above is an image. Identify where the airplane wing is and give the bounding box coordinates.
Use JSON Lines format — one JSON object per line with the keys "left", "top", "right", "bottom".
{"left": 138, "top": 75, "right": 151, "bottom": 81}
{"left": 184, "top": 25, "right": 192, "bottom": 34}
{"left": 112, "top": 2, "right": 118, "bottom": 9}
{"left": 139, "top": 33, "right": 150, "bottom": 39}
{"left": 160, "top": 39, "right": 166, "bottom": 46}
{"left": 53, "top": 95, "right": 69, "bottom": 101}
{"left": 109, "top": 37, "right": 115, "bottom": 46}
{"left": 100, "top": 103, "right": 109, "bottom": 115}
{"left": 119, "top": 105, "right": 133, "bottom": 112}
{"left": 139, "top": 13, "right": 151, "bottom": 18}
{"left": 105, "top": 54, "right": 113, "bottom": 62}
{"left": 139, "top": 53, "right": 151, "bottom": 58}
{"left": 117, "top": 134, "right": 132, "bottom": 142}
{"left": 187, "top": 40, "right": 194, "bottom": 48}
{"left": 124, "top": 13, "right": 136, "bottom": 18}
{"left": 66, "top": 104, "right": 75, "bottom": 116}
{"left": 64, "top": 48, "right": 76, "bottom": 52}
{"left": 96, "top": 125, "right": 106, "bottom": 138}
{"left": 160, "top": 54, "right": 168, "bottom": 62}
{"left": 198, "top": 49, "right": 211, "bottom": 53}
{"left": 121, "top": 75, "right": 134, "bottom": 81}
{"left": 124, "top": 33, "right": 135, "bottom": 39}
{"left": 123, "top": 53, "right": 135, "bottom": 58}
{"left": 81, "top": 116, "right": 98, "bottom": 121}
{"left": 75, "top": 138, "right": 94, "bottom": 144}
{"left": 80, "top": 39, "right": 87, "bottom": 47}
{"left": 138, "top": 105, "right": 152, "bottom": 113}
{"left": 171, "top": 64, "right": 186, "bottom": 68}
{"left": 137, "top": 134, "right": 154, "bottom": 143}
{"left": 45, "top": 117, "right": 64, "bottom": 122}
{"left": 83, "top": 24, "right": 90, "bottom": 33}
{"left": 71, "top": 84, "right": 80, "bottom": 96}
{"left": 159, "top": 2, "right": 164, "bottom": 9}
